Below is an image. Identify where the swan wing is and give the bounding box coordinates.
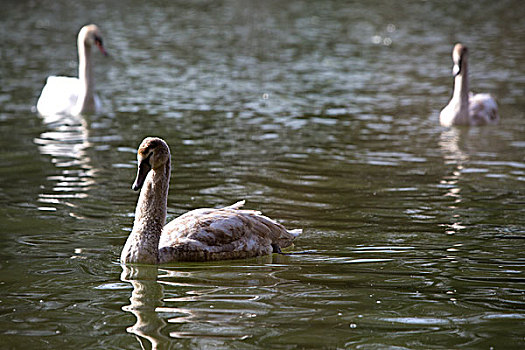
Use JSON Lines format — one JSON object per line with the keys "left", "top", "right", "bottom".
{"left": 36, "top": 76, "right": 81, "bottom": 117}
{"left": 469, "top": 92, "right": 499, "bottom": 125}
{"left": 158, "top": 202, "right": 300, "bottom": 262}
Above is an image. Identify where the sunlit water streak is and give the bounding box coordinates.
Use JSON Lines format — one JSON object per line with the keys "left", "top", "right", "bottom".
{"left": 33, "top": 118, "right": 94, "bottom": 207}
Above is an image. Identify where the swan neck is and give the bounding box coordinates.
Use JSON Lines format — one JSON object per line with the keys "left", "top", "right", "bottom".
{"left": 121, "top": 160, "right": 171, "bottom": 264}
{"left": 453, "top": 62, "right": 469, "bottom": 112}
{"left": 76, "top": 39, "right": 95, "bottom": 114}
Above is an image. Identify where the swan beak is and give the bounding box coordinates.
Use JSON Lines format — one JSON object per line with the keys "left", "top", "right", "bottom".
{"left": 94, "top": 37, "right": 108, "bottom": 56}
{"left": 452, "top": 64, "right": 460, "bottom": 77}
{"left": 97, "top": 43, "right": 108, "bottom": 56}
{"left": 132, "top": 160, "right": 151, "bottom": 191}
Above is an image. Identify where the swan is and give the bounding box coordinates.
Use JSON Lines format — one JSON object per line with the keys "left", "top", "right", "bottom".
{"left": 120, "top": 137, "right": 302, "bottom": 264}
{"left": 439, "top": 43, "right": 499, "bottom": 127}
{"left": 36, "top": 24, "right": 107, "bottom": 117}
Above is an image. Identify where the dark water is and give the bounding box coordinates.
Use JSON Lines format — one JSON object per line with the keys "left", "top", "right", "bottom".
{"left": 1, "top": 0, "right": 524, "bottom": 348}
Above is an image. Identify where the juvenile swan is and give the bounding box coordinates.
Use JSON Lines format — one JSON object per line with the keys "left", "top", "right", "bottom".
{"left": 439, "top": 43, "right": 499, "bottom": 127}
{"left": 36, "top": 24, "right": 107, "bottom": 117}
{"left": 121, "top": 137, "right": 301, "bottom": 264}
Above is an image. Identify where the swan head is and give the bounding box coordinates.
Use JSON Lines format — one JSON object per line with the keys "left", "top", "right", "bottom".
{"left": 79, "top": 24, "right": 108, "bottom": 56}
{"left": 132, "top": 137, "right": 171, "bottom": 191}
{"left": 452, "top": 43, "right": 468, "bottom": 77}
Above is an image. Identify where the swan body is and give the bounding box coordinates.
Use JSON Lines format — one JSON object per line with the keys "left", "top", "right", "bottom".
{"left": 121, "top": 137, "right": 301, "bottom": 265}
{"left": 440, "top": 43, "right": 499, "bottom": 127}
{"left": 36, "top": 24, "right": 107, "bottom": 117}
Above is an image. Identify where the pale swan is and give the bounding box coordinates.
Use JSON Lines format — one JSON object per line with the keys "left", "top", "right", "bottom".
{"left": 36, "top": 24, "right": 107, "bottom": 117}
{"left": 121, "top": 137, "right": 301, "bottom": 264}
{"left": 440, "top": 43, "right": 499, "bottom": 127}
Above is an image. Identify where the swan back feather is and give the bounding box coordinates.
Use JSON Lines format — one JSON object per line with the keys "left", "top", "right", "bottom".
{"left": 468, "top": 92, "right": 499, "bottom": 125}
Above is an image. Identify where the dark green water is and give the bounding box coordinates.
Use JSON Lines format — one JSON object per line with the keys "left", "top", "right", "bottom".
{"left": 1, "top": 0, "right": 524, "bottom": 349}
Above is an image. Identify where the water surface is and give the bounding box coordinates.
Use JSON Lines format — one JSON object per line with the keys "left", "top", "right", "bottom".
{"left": 1, "top": 0, "right": 524, "bottom": 349}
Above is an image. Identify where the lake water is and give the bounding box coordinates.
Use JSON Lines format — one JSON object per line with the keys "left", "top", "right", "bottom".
{"left": 1, "top": 0, "right": 524, "bottom": 349}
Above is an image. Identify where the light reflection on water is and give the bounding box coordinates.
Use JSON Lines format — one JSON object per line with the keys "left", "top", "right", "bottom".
{"left": 438, "top": 128, "right": 468, "bottom": 235}
{"left": 34, "top": 117, "right": 94, "bottom": 209}
{"left": 0, "top": 0, "right": 524, "bottom": 349}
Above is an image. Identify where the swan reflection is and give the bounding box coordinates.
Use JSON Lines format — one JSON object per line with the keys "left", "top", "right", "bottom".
{"left": 121, "top": 264, "right": 171, "bottom": 350}
{"left": 120, "top": 254, "right": 288, "bottom": 348}
{"left": 438, "top": 128, "right": 467, "bottom": 235}
{"left": 34, "top": 116, "right": 95, "bottom": 211}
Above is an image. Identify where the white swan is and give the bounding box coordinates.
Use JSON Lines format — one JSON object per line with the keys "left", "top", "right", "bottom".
{"left": 121, "top": 137, "right": 301, "bottom": 264}
{"left": 440, "top": 43, "right": 499, "bottom": 127}
{"left": 36, "top": 24, "right": 107, "bottom": 117}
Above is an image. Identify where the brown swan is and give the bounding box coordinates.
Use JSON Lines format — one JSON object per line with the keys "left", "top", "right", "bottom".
{"left": 120, "top": 137, "right": 301, "bottom": 264}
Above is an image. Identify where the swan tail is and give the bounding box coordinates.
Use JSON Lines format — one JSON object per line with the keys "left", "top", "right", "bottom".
{"left": 287, "top": 228, "right": 302, "bottom": 237}
{"left": 223, "top": 200, "right": 246, "bottom": 210}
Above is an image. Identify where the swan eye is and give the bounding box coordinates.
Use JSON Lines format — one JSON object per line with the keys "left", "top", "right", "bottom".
{"left": 143, "top": 152, "right": 153, "bottom": 164}
{"left": 94, "top": 36, "right": 103, "bottom": 46}
{"left": 138, "top": 147, "right": 153, "bottom": 163}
